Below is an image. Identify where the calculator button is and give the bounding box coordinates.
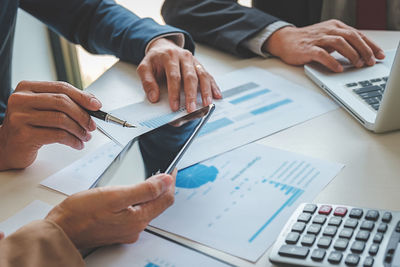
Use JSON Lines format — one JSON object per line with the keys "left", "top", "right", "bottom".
{"left": 307, "top": 224, "right": 321, "bottom": 235}
{"left": 369, "top": 243, "right": 379, "bottom": 255}
{"left": 297, "top": 213, "right": 311, "bottom": 223}
{"left": 344, "top": 219, "right": 359, "bottom": 229}
{"left": 382, "top": 211, "right": 392, "bottom": 223}
{"left": 323, "top": 226, "right": 338, "bottom": 236}
{"left": 334, "top": 238, "right": 349, "bottom": 251}
{"left": 360, "top": 221, "right": 375, "bottom": 231}
{"left": 373, "top": 232, "right": 383, "bottom": 243}
{"left": 285, "top": 232, "right": 300, "bottom": 244}
{"left": 328, "top": 216, "right": 342, "bottom": 227}
{"left": 317, "top": 236, "right": 332, "bottom": 249}
{"left": 313, "top": 215, "right": 327, "bottom": 225}
{"left": 363, "top": 256, "right": 374, "bottom": 267}
{"left": 328, "top": 251, "right": 343, "bottom": 264}
{"left": 311, "top": 249, "right": 326, "bottom": 261}
{"left": 278, "top": 245, "right": 309, "bottom": 259}
{"left": 301, "top": 234, "right": 316, "bottom": 246}
{"left": 377, "top": 222, "right": 388, "bottom": 233}
{"left": 334, "top": 207, "right": 347, "bottom": 217}
{"left": 349, "top": 208, "right": 363, "bottom": 219}
{"left": 303, "top": 204, "right": 317, "bottom": 214}
{"left": 292, "top": 222, "right": 306, "bottom": 233}
{"left": 365, "top": 210, "right": 379, "bottom": 221}
{"left": 351, "top": 241, "right": 366, "bottom": 253}
{"left": 319, "top": 205, "right": 332, "bottom": 215}
{"left": 339, "top": 228, "right": 354, "bottom": 239}
{"left": 356, "top": 230, "right": 370, "bottom": 241}
{"left": 345, "top": 254, "right": 360, "bottom": 266}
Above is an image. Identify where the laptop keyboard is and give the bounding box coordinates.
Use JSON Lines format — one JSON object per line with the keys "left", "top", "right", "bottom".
{"left": 345, "top": 77, "right": 388, "bottom": 111}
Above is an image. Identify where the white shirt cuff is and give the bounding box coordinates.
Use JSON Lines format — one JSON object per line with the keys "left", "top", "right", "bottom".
{"left": 145, "top": 33, "right": 185, "bottom": 54}
{"left": 243, "top": 21, "right": 293, "bottom": 58}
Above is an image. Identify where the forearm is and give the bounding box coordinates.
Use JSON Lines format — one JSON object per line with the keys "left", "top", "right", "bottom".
{"left": 162, "top": 0, "right": 280, "bottom": 57}
{"left": 0, "top": 220, "right": 84, "bottom": 267}
{"left": 20, "top": 0, "right": 194, "bottom": 65}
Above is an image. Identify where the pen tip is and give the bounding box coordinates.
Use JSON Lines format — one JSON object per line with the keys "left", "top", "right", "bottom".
{"left": 125, "top": 122, "right": 137, "bottom": 128}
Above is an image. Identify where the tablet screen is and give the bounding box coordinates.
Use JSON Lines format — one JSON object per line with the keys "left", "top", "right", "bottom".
{"left": 93, "top": 105, "right": 214, "bottom": 187}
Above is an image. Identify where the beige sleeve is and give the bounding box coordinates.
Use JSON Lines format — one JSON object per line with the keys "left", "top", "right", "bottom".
{"left": 0, "top": 220, "right": 84, "bottom": 267}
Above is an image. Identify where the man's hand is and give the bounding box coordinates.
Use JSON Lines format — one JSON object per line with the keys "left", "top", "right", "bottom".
{"left": 137, "top": 38, "right": 222, "bottom": 113}
{"left": 0, "top": 81, "right": 101, "bottom": 170}
{"left": 46, "top": 172, "right": 176, "bottom": 249}
{"left": 264, "top": 19, "right": 385, "bottom": 72}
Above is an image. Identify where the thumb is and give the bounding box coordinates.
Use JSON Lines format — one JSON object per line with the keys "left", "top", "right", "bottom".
{"left": 110, "top": 174, "right": 173, "bottom": 211}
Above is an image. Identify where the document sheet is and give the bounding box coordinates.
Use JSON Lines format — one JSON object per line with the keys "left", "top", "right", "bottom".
{"left": 85, "top": 232, "right": 230, "bottom": 267}
{"left": 0, "top": 201, "right": 229, "bottom": 267}
{"left": 96, "top": 67, "right": 337, "bottom": 169}
{"left": 41, "top": 142, "right": 123, "bottom": 195}
{"left": 150, "top": 143, "right": 344, "bottom": 261}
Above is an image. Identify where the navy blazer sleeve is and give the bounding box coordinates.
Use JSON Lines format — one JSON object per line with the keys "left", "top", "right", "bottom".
{"left": 161, "top": 0, "right": 279, "bottom": 57}
{"left": 19, "top": 0, "right": 195, "bottom": 65}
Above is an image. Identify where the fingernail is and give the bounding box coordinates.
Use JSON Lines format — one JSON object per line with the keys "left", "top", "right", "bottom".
{"left": 84, "top": 132, "right": 92, "bottom": 142}
{"left": 172, "top": 100, "right": 179, "bottom": 111}
{"left": 336, "top": 65, "right": 344, "bottom": 72}
{"left": 160, "top": 175, "right": 173, "bottom": 191}
{"left": 377, "top": 51, "right": 385, "bottom": 59}
{"left": 356, "top": 59, "right": 364, "bottom": 68}
{"left": 77, "top": 141, "right": 84, "bottom": 150}
{"left": 206, "top": 96, "right": 212, "bottom": 105}
{"left": 188, "top": 101, "right": 196, "bottom": 112}
{"left": 216, "top": 88, "right": 223, "bottom": 98}
{"left": 89, "top": 118, "right": 97, "bottom": 131}
{"left": 149, "top": 90, "right": 157, "bottom": 102}
{"left": 368, "top": 57, "right": 376, "bottom": 66}
{"left": 90, "top": 97, "right": 102, "bottom": 108}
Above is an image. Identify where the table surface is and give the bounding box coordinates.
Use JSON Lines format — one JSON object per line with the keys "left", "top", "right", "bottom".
{"left": 1, "top": 30, "right": 399, "bottom": 267}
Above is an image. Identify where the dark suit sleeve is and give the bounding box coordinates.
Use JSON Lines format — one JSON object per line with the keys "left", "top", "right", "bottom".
{"left": 162, "top": 0, "right": 280, "bottom": 57}
{"left": 19, "top": 0, "right": 195, "bottom": 65}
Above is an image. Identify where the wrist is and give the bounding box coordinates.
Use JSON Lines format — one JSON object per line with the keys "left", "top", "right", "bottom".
{"left": 262, "top": 26, "right": 295, "bottom": 57}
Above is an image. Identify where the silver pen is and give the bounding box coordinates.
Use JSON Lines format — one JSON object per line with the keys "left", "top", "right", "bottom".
{"left": 86, "top": 109, "right": 136, "bottom": 128}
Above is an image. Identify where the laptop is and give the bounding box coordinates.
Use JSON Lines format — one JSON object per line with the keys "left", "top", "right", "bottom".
{"left": 305, "top": 43, "right": 400, "bottom": 133}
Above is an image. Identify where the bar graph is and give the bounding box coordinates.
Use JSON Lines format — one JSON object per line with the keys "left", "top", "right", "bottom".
{"left": 151, "top": 143, "right": 342, "bottom": 261}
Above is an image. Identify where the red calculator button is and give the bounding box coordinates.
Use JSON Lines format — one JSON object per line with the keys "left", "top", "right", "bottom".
{"left": 334, "top": 207, "right": 348, "bottom": 217}
{"left": 319, "top": 205, "right": 332, "bottom": 215}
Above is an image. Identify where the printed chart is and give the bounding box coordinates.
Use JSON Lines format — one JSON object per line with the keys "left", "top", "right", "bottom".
{"left": 151, "top": 143, "right": 344, "bottom": 261}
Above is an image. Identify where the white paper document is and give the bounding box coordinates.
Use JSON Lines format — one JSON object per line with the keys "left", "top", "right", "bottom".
{"left": 97, "top": 67, "right": 337, "bottom": 169}
{"left": 85, "top": 231, "right": 230, "bottom": 267}
{"left": 150, "top": 143, "right": 344, "bottom": 262}
{"left": 0, "top": 200, "right": 229, "bottom": 267}
{"left": 41, "top": 142, "right": 123, "bottom": 195}
{"left": 0, "top": 200, "right": 52, "bottom": 236}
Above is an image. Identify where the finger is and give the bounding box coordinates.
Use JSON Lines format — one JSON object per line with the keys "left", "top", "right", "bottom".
{"left": 109, "top": 174, "right": 174, "bottom": 211}
{"left": 163, "top": 54, "right": 181, "bottom": 111}
{"left": 318, "top": 36, "right": 363, "bottom": 68}
{"left": 357, "top": 31, "right": 385, "bottom": 59}
{"left": 132, "top": 178, "right": 176, "bottom": 222}
{"left": 32, "top": 127, "right": 84, "bottom": 150}
{"left": 193, "top": 62, "right": 212, "bottom": 106}
{"left": 27, "top": 110, "right": 91, "bottom": 142}
{"left": 16, "top": 81, "right": 102, "bottom": 111}
{"left": 210, "top": 76, "right": 223, "bottom": 99}
{"left": 137, "top": 61, "right": 161, "bottom": 103}
{"left": 310, "top": 47, "right": 343, "bottom": 73}
{"left": 23, "top": 92, "right": 96, "bottom": 132}
{"left": 331, "top": 28, "right": 375, "bottom": 65}
{"left": 0, "top": 231, "right": 4, "bottom": 240}
{"left": 180, "top": 53, "right": 199, "bottom": 112}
